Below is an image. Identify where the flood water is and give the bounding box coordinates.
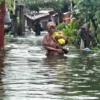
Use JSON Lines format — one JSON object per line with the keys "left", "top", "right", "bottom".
{"left": 0, "top": 34, "right": 100, "bottom": 100}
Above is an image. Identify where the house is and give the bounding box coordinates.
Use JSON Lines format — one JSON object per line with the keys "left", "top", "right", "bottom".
{"left": 25, "top": 13, "right": 50, "bottom": 30}
{"left": 17, "top": 0, "right": 24, "bottom": 4}
{"left": 25, "top": 10, "right": 59, "bottom": 31}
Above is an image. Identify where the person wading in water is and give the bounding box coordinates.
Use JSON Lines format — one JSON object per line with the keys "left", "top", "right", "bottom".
{"left": 43, "top": 21, "right": 68, "bottom": 56}
{"left": 79, "top": 23, "right": 97, "bottom": 50}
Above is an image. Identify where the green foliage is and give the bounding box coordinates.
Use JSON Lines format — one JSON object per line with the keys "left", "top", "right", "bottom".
{"left": 24, "top": 0, "right": 70, "bottom": 12}
{"left": 74, "top": 0, "right": 100, "bottom": 25}
{"left": 57, "top": 22, "right": 67, "bottom": 30}
{"left": 95, "top": 10, "right": 100, "bottom": 24}
{"left": 57, "top": 22, "right": 79, "bottom": 44}
{"left": 24, "top": 0, "right": 41, "bottom": 11}
{"left": 57, "top": 22, "right": 79, "bottom": 33}
{"left": 96, "top": 26, "right": 100, "bottom": 43}
{"left": 91, "top": 44, "right": 100, "bottom": 50}
{"left": 5, "top": 0, "right": 15, "bottom": 13}
{"left": 0, "top": 0, "right": 15, "bottom": 14}
{"left": 0, "top": 0, "right": 12, "bottom": 9}
{"left": 73, "top": 0, "right": 100, "bottom": 49}
{"left": 0, "top": 0, "right": 2, "bottom": 4}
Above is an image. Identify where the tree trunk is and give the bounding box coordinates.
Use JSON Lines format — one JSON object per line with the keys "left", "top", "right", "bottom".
{"left": 58, "top": 11, "right": 63, "bottom": 23}
{"left": 0, "top": 0, "right": 5, "bottom": 49}
{"left": 90, "top": 14, "right": 98, "bottom": 37}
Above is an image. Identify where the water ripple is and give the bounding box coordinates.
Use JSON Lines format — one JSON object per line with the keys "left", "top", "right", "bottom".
{"left": 0, "top": 35, "right": 100, "bottom": 100}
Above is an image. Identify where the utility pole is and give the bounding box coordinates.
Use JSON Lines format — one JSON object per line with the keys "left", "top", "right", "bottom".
{"left": 0, "top": 0, "right": 5, "bottom": 50}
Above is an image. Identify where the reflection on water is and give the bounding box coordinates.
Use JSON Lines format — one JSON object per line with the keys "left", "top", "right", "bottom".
{"left": 0, "top": 35, "right": 100, "bottom": 100}
{"left": 0, "top": 51, "right": 5, "bottom": 100}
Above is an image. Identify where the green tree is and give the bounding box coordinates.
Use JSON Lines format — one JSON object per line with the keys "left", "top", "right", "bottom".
{"left": 24, "top": 0, "right": 70, "bottom": 12}
{"left": 24, "top": 0, "right": 70, "bottom": 23}
{"left": 0, "top": 0, "right": 3, "bottom": 3}
{"left": 74, "top": 0, "right": 100, "bottom": 36}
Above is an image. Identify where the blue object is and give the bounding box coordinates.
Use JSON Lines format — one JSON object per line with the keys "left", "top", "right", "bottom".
{"left": 83, "top": 47, "right": 90, "bottom": 51}
{"left": 5, "top": 24, "right": 12, "bottom": 33}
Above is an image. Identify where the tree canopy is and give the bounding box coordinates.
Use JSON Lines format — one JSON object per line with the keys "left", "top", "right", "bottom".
{"left": 74, "top": 0, "right": 100, "bottom": 27}
{"left": 24, "top": 0, "right": 70, "bottom": 12}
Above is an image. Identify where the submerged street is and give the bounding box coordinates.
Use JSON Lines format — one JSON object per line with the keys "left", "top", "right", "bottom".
{"left": 0, "top": 35, "right": 100, "bottom": 100}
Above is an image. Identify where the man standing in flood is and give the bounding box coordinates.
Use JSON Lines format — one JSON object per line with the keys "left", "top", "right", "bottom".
{"left": 34, "top": 20, "right": 43, "bottom": 36}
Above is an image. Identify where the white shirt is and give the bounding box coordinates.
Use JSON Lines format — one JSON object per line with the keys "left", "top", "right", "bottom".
{"left": 4, "top": 7, "right": 11, "bottom": 24}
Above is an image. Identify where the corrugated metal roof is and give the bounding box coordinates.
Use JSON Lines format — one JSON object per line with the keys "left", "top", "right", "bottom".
{"left": 25, "top": 13, "right": 49, "bottom": 21}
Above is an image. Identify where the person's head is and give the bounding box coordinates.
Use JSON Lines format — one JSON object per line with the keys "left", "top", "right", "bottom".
{"left": 81, "top": 23, "right": 90, "bottom": 32}
{"left": 47, "top": 22, "right": 56, "bottom": 34}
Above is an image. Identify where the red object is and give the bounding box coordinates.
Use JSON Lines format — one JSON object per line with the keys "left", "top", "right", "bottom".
{"left": 0, "top": 0, "right": 5, "bottom": 49}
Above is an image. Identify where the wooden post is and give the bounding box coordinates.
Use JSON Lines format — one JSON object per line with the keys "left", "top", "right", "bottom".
{"left": 18, "top": 4, "right": 25, "bottom": 36}
{"left": 0, "top": 0, "right": 5, "bottom": 49}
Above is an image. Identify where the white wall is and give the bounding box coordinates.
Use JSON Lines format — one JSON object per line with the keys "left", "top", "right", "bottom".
{"left": 17, "top": 0, "right": 24, "bottom": 4}
{"left": 40, "top": 19, "right": 49, "bottom": 30}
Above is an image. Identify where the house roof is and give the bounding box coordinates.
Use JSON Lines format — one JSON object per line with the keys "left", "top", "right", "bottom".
{"left": 39, "top": 10, "right": 53, "bottom": 14}
{"left": 25, "top": 13, "right": 50, "bottom": 21}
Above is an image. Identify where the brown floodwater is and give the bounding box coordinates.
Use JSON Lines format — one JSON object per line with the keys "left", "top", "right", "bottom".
{"left": 0, "top": 35, "right": 100, "bottom": 100}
